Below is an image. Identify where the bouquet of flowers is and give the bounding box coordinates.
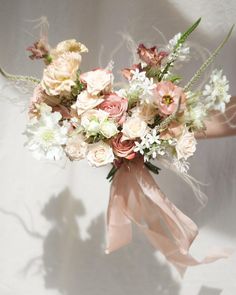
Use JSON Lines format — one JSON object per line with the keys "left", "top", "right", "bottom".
{"left": 1, "top": 18, "right": 233, "bottom": 275}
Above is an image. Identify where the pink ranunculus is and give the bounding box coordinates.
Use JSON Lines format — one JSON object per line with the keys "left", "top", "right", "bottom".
{"left": 111, "top": 133, "right": 136, "bottom": 160}
{"left": 98, "top": 93, "right": 128, "bottom": 124}
{"left": 80, "top": 69, "right": 113, "bottom": 96}
{"left": 154, "top": 81, "right": 186, "bottom": 116}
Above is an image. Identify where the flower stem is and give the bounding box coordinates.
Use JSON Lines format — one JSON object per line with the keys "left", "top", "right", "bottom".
{"left": 0, "top": 67, "right": 40, "bottom": 84}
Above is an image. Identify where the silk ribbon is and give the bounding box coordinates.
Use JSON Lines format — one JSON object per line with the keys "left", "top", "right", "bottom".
{"left": 106, "top": 159, "right": 230, "bottom": 275}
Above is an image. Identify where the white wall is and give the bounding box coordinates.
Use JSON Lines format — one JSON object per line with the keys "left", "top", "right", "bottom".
{"left": 0, "top": 1, "right": 235, "bottom": 294}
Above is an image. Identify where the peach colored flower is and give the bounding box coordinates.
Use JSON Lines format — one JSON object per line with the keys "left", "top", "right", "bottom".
{"left": 72, "top": 90, "right": 104, "bottom": 116}
{"left": 98, "top": 93, "right": 128, "bottom": 124}
{"left": 51, "top": 39, "right": 88, "bottom": 59}
{"left": 80, "top": 69, "right": 113, "bottom": 96}
{"left": 160, "top": 121, "right": 184, "bottom": 140}
{"left": 65, "top": 133, "right": 88, "bottom": 160}
{"left": 111, "top": 133, "right": 136, "bottom": 160}
{"left": 87, "top": 142, "right": 114, "bottom": 167}
{"left": 42, "top": 52, "right": 81, "bottom": 96}
{"left": 154, "top": 81, "right": 186, "bottom": 115}
{"left": 176, "top": 128, "right": 197, "bottom": 160}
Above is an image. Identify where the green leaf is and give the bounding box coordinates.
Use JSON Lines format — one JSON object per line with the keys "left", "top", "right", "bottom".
{"left": 184, "top": 24, "right": 235, "bottom": 92}
{"left": 106, "top": 165, "right": 118, "bottom": 182}
{"left": 144, "top": 161, "right": 161, "bottom": 175}
{"left": 158, "top": 18, "right": 201, "bottom": 81}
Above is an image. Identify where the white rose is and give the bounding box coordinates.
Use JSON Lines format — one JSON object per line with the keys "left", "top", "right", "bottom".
{"left": 42, "top": 52, "right": 81, "bottom": 96}
{"left": 80, "top": 69, "right": 113, "bottom": 96}
{"left": 122, "top": 116, "right": 147, "bottom": 140}
{"left": 72, "top": 90, "right": 104, "bottom": 116}
{"left": 176, "top": 129, "right": 197, "bottom": 160}
{"left": 100, "top": 121, "right": 118, "bottom": 138}
{"left": 87, "top": 142, "right": 114, "bottom": 167}
{"left": 81, "top": 109, "right": 109, "bottom": 136}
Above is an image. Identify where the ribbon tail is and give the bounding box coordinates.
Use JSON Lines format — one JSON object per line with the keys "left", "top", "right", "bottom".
{"left": 106, "top": 173, "right": 132, "bottom": 253}
{"left": 106, "top": 159, "right": 230, "bottom": 275}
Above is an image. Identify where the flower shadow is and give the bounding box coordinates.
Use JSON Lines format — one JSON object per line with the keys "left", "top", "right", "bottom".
{"left": 41, "top": 188, "right": 180, "bottom": 295}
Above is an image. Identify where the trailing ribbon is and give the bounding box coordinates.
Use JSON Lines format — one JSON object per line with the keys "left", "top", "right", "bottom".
{"left": 106, "top": 158, "right": 230, "bottom": 276}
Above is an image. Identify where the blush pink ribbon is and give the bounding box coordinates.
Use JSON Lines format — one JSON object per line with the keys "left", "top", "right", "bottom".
{"left": 106, "top": 159, "right": 230, "bottom": 276}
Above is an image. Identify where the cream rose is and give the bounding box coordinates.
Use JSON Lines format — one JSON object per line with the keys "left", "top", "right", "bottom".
{"left": 176, "top": 128, "right": 197, "bottom": 160}
{"left": 42, "top": 52, "right": 81, "bottom": 96}
{"left": 72, "top": 90, "right": 104, "bottom": 116}
{"left": 65, "top": 133, "right": 88, "bottom": 160}
{"left": 80, "top": 69, "right": 113, "bottom": 96}
{"left": 87, "top": 142, "right": 114, "bottom": 167}
{"left": 51, "top": 39, "right": 88, "bottom": 59}
{"left": 100, "top": 121, "right": 118, "bottom": 138}
{"left": 122, "top": 116, "right": 147, "bottom": 140}
{"left": 81, "top": 109, "right": 109, "bottom": 136}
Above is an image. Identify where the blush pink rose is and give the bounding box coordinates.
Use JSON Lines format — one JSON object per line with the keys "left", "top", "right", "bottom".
{"left": 111, "top": 133, "right": 136, "bottom": 160}
{"left": 80, "top": 69, "right": 113, "bottom": 96}
{"left": 154, "top": 81, "right": 186, "bottom": 116}
{"left": 98, "top": 93, "right": 128, "bottom": 124}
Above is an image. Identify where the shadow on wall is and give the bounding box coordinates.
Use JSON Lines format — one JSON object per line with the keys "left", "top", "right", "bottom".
{"left": 40, "top": 188, "right": 180, "bottom": 295}
{"left": 198, "top": 286, "right": 222, "bottom": 295}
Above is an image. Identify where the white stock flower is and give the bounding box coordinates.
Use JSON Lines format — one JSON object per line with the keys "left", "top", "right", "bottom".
{"left": 65, "top": 133, "right": 88, "bottom": 160}
{"left": 166, "top": 33, "right": 190, "bottom": 62}
{"left": 87, "top": 142, "right": 114, "bottom": 167}
{"left": 203, "top": 69, "right": 231, "bottom": 113}
{"left": 122, "top": 116, "right": 147, "bottom": 140}
{"left": 25, "top": 104, "right": 68, "bottom": 160}
{"left": 176, "top": 128, "right": 197, "bottom": 160}
{"left": 72, "top": 90, "right": 104, "bottom": 116}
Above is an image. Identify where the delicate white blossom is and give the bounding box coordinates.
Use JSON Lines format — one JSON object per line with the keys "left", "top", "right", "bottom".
{"left": 25, "top": 104, "right": 68, "bottom": 160}
{"left": 203, "top": 69, "right": 231, "bottom": 113}
{"left": 122, "top": 69, "right": 156, "bottom": 104}
{"left": 134, "top": 129, "right": 176, "bottom": 161}
{"left": 166, "top": 33, "right": 190, "bottom": 62}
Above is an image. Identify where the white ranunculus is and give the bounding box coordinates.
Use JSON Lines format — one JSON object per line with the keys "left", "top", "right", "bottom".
{"left": 42, "top": 52, "right": 81, "bottom": 96}
{"left": 87, "top": 142, "right": 114, "bottom": 167}
{"left": 100, "top": 121, "right": 118, "bottom": 138}
{"left": 65, "top": 133, "right": 88, "bottom": 160}
{"left": 176, "top": 128, "right": 197, "bottom": 160}
{"left": 72, "top": 90, "right": 104, "bottom": 116}
{"left": 122, "top": 116, "right": 147, "bottom": 140}
{"left": 24, "top": 104, "right": 68, "bottom": 160}
{"left": 81, "top": 109, "right": 109, "bottom": 137}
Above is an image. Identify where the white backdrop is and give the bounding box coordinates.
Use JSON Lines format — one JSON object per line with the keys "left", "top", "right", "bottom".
{"left": 0, "top": 1, "right": 236, "bottom": 294}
